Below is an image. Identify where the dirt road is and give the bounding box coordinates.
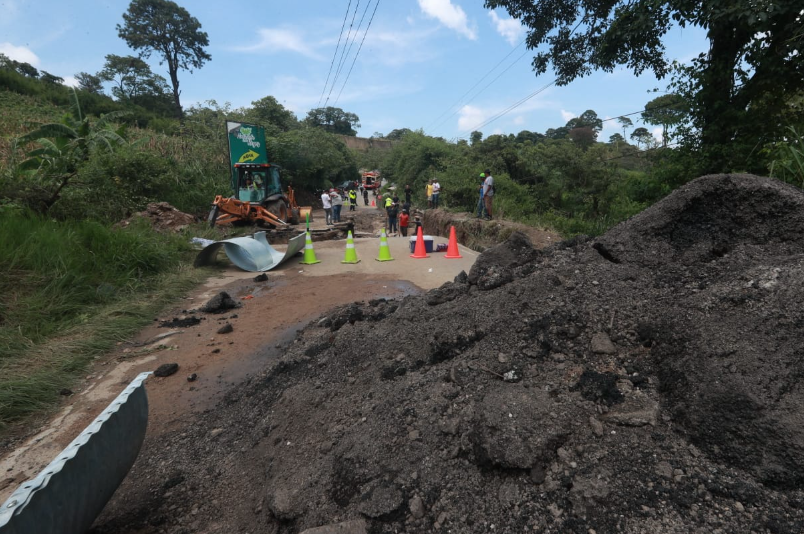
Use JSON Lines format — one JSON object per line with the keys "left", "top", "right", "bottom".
{"left": 0, "top": 200, "right": 481, "bottom": 505}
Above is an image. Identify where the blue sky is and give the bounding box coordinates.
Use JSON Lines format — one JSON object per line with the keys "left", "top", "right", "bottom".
{"left": 0, "top": 0, "right": 708, "bottom": 142}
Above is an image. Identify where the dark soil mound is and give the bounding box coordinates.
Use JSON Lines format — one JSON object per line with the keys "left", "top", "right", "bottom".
{"left": 199, "top": 291, "right": 242, "bottom": 314}
{"left": 95, "top": 175, "right": 804, "bottom": 534}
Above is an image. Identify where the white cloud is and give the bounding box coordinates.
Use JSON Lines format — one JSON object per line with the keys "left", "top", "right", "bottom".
{"left": 231, "top": 28, "right": 322, "bottom": 59}
{"left": 560, "top": 109, "right": 575, "bottom": 123}
{"left": 418, "top": 0, "right": 477, "bottom": 40}
{"left": 651, "top": 127, "right": 663, "bottom": 142}
{"left": 488, "top": 10, "right": 523, "bottom": 46}
{"left": 62, "top": 76, "right": 79, "bottom": 88}
{"left": 512, "top": 116, "right": 525, "bottom": 126}
{"left": 0, "top": 42, "right": 40, "bottom": 66}
{"left": 458, "top": 105, "right": 487, "bottom": 131}
{"left": 367, "top": 28, "right": 440, "bottom": 66}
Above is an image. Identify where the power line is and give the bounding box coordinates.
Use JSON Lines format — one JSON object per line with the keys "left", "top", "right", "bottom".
{"left": 319, "top": 0, "right": 352, "bottom": 107}
{"left": 324, "top": 0, "right": 361, "bottom": 107}
{"left": 424, "top": 38, "right": 527, "bottom": 133}
{"left": 457, "top": 79, "right": 557, "bottom": 138}
{"left": 333, "top": 0, "right": 381, "bottom": 106}
{"left": 332, "top": 0, "right": 373, "bottom": 99}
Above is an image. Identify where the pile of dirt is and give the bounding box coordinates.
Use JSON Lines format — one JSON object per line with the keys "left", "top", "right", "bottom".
{"left": 94, "top": 174, "right": 804, "bottom": 534}
{"left": 117, "top": 202, "right": 196, "bottom": 232}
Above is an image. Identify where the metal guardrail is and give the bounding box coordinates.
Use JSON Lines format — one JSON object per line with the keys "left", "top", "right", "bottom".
{"left": 194, "top": 231, "right": 306, "bottom": 271}
{"left": 0, "top": 372, "right": 152, "bottom": 534}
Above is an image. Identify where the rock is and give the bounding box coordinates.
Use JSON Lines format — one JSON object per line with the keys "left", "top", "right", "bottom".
{"left": 590, "top": 332, "right": 617, "bottom": 354}
{"left": 498, "top": 480, "right": 521, "bottom": 507}
{"left": 655, "top": 461, "right": 673, "bottom": 479}
{"left": 569, "top": 474, "right": 611, "bottom": 517}
{"left": 154, "top": 363, "right": 179, "bottom": 377}
{"left": 734, "top": 501, "right": 745, "bottom": 512}
{"left": 408, "top": 494, "right": 425, "bottom": 519}
{"left": 268, "top": 487, "right": 304, "bottom": 520}
{"left": 589, "top": 416, "right": 604, "bottom": 437}
{"left": 254, "top": 273, "right": 268, "bottom": 282}
{"left": 187, "top": 373, "right": 197, "bottom": 382}
{"left": 357, "top": 480, "right": 403, "bottom": 518}
{"left": 217, "top": 323, "right": 234, "bottom": 334}
{"left": 299, "top": 520, "right": 367, "bottom": 534}
{"left": 603, "top": 391, "right": 659, "bottom": 426}
{"left": 209, "top": 428, "right": 224, "bottom": 438}
{"left": 59, "top": 388, "right": 73, "bottom": 396}
{"left": 200, "top": 292, "right": 242, "bottom": 314}
{"left": 530, "top": 465, "right": 546, "bottom": 484}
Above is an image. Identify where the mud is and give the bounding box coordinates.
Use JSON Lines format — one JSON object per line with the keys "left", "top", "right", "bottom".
{"left": 92, "top": 174, "right": 804, "bottom": 533}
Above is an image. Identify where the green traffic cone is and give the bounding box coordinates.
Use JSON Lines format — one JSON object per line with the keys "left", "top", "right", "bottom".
{"left": 375, "top": 228, "right": 394, "bottom": 262}
{"left": 341, "top": 230, "right": 361, "bottom": 264}
{"left": 300, "top": 231, "right": 320, "bottom": 264}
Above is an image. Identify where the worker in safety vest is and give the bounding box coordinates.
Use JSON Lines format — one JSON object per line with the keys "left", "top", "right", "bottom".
{"left": 384, "top": 195, "right": 393, "bottom": 209}
{"left": 348, "top": 189, "right": 357, "bottom": 211}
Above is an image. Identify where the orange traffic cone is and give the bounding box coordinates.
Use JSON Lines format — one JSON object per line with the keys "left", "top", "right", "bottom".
{"left": 444, "top": 226, "right": 462, "bottom": 259}
{"left": 371, "top": 199, "right": 375, "bottom": 207}
{"left": 410, "top": 226, "right": 429, "bottom": 258}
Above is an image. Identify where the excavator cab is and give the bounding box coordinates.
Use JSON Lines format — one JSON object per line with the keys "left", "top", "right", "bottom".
{"left": 235, "top": 163, "right": 282, "bottom": 203}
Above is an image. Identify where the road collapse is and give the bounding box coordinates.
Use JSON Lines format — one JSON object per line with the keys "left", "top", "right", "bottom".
{"left": 95, "top": 174, "right": 804, "bottom": 534}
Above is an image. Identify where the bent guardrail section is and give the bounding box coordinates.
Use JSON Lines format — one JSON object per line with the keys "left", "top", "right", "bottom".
{"left": 0, "top": 372, "right": 152, "bottom": 534}
{"left": 194, "top": 231, "right": 306, "bottom": 271}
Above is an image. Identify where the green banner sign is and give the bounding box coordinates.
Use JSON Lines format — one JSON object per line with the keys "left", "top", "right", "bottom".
{"left": 226, "top": 121, "right": 268, "bottom": 191}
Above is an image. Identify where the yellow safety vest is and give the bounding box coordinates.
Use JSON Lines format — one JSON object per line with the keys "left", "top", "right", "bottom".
{"left": 385, "top": 197, "right": 393, "bottom": 208}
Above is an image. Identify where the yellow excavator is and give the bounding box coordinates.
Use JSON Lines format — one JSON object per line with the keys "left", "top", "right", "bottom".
{"left": 207, "top": 163, "right": 312, "bottom": 228}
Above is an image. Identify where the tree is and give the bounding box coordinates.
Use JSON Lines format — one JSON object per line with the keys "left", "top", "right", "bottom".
{"left": 568, "top": 126, "right": 596, "bottom": 149}
{"left": 470, "top": 131, "right": 483, "bottom": 146}
{"left": 39, "top": 71, "right": 64, "bottom": 85}
{"left": 117, "top": 0, "right": 211, "bottom": 121}
{"left": 617, "top": 116, "right": 633, "bottom": 140}
{"left": 387, "top": 128, "right": 413, "bottom": 141}
{"left": 515, "top": 130, "right": 544, "bottom": 144}
{"left": 484, "top": 0, "right": 804, "bottom": 172}
{"left": 609, "top": 133, "right": 625, "bottom": 144}
{"left": 75, "top": 72, "right": 105, "bottom": 94}
{"left": 15, "top": 88, "right": 129, "bottom": 212}
{"left": 641, "top": 94, "right": 687, "bottom": 147}
{"left": 630, "top": 127, "right": 654, "bottom": 150}
{"left": 545, "top": 126, "right": 569, "bottom": 140}
{"left": 245, "top": 96, "right": 298, "bottom": 133}
{"left": 303, "top": 107, "right": 360, "bottom": 136}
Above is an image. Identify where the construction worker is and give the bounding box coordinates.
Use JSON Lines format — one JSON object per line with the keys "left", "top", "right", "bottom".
{"left": 363, "top": 188, "right": 369, "bottom": 205}
{"left": 348, "top": 189, "right": 357, "bottom": 211}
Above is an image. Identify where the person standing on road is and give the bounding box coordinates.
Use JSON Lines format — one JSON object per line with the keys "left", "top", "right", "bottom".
{"left": 387, "top": 201, "right": 399, "bottom": 236}
{"left": 482, "top": 169, "right": 494, "bottom": 220}
{"left": 330, "top": 189, "right": 344, "bottom": 222}
{"left": 348, "top": 189, "right": 357, "bottom": 211}
{"left": 432, "top": 178, "right": 441, "bottom": 208}
{"left": 399, "top": 209, "right": 409, "bottom": 237}
{"left": 363, "top": 188, "right": 369, "bottom": 205}
{"left": 426, "top": 180, "right": 434, "bottom": 208}
{"left": 321, "top": 189, "right": 333, "bottom": 225}
{"left": 476, "top": 173, "right": 487, "bottom": 218}
{"left": 404, "top": 184, "right": 412, "bottom": 205}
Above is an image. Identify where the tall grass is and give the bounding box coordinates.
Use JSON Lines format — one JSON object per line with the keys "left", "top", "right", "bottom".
{"left": 0, "top": 211, "right": 209, "bottom": 429}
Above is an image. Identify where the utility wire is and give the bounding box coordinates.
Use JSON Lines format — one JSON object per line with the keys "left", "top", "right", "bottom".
{"left": 427, "top": 47, "right": 532, "bottom": 135}
{"left": 319, "top": 0, "right": 352, "bottom": 107}
{"left": 325, "top": 0, "right": 361, "bottom": 107}
{"left": 332, "top": 0, "right": 373, "bottom": 99}
{"left": 333, "top": 0, "right": 381, "bottom": 106}
{"left": 457, "top": 79, "right": 556, "bottom": 138}
{"left": 424, "top": 38, "right": 527, "bottom": 133}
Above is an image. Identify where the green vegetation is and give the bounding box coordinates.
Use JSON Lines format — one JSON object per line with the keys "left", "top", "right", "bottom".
{"left": 0, "top": 212, "right": 210, "bottom": 428}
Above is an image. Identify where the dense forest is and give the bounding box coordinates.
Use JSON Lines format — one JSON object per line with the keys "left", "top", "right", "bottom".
{"left": 0, "top": 0, "right": 802, "bottom": 427}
